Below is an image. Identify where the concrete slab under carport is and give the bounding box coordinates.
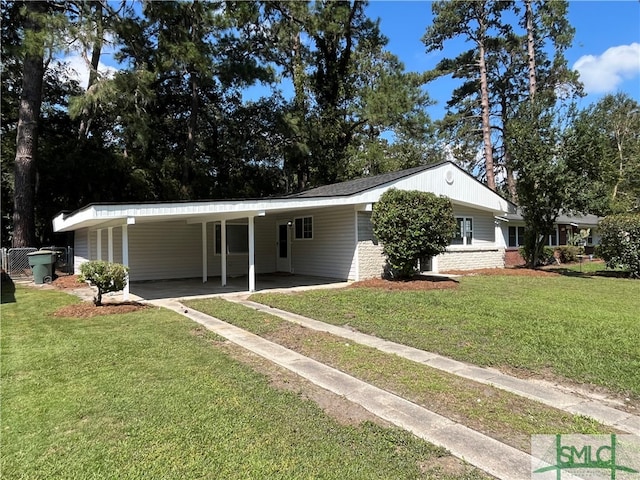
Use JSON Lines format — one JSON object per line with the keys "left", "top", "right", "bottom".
{"left": 129, "top": 274, "right": 349, "bottom": 301}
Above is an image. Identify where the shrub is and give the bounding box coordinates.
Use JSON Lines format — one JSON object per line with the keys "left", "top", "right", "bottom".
{"left": 519, "top": 245, "right": 556, "bottom": 266}
{"left": 371, "top": 188, "right": 456, "bottom": 279}
{"left": 555, "top": 245, "right": 583, "bottom": 264}
{"left": 598, "top": 214, "right": 640, "bottom": 278}
{"left": 79, "top": 261, "right": 129, "bottom": 305}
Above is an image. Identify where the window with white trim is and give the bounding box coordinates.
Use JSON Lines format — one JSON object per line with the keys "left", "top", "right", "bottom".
{"left": 294, "top": 216, "right": 313, "bottom": 239}
{"left": 215, "top": 224, "right": 248, "bottom": 254}
{"left": 452, "top": 217, "right": 473, "bottom": 245}
{"left": 508, "top": 226, "right": 525, "bottom": 247}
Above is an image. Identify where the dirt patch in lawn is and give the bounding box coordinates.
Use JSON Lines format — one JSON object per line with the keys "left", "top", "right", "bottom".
{"left": 52, "top": 274, "right": 86, "bottom": 289}
{"left": 442, "top": 267, "right": 560, "bottom": 277}
{"left": 53, "top": 301, "right": 148, "bottom": 318}
{"left": 350, "top": 275, "right": 459, "bottom": 291}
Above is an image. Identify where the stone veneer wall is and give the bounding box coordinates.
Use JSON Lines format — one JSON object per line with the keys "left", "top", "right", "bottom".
{"left": 357, "top": 241, "right": 385, "bottom": 279}
{"left": 437, "top": 248, "right": 505, "bottom": 272}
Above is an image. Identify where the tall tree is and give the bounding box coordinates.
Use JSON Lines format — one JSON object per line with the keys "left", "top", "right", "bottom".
{"left": 426, "top": 1, "right": 580, "bottom": 201}
{"left": 267, "top": 0, "right": 435, "bottom": 191}
{"left": 423, "top": 0, "right": 514, "bottom": 191}
{"left": 12, "top": 1, "right": 48, "bottom": 247}
{"left": 565, "top": 93, "right": 640, "bottom": 214}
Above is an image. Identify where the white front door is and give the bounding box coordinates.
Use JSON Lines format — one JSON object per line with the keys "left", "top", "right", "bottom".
{"left": 276, "top": 221, "right": 291, "bottom": 272}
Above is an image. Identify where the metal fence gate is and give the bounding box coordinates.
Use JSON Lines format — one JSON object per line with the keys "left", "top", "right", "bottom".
{"left": 1, "top": 246, "right": 74, "bottom": 278}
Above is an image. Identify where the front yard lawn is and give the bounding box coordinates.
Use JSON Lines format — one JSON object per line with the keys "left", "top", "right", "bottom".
{"left": 1, "top": 286, "right": 485, "bottom": 480}
{"left": 186, "top": 297, "right": 611, "bottom": 453}
{"left": 252, "top": 274, "right": 640, "bottom": 398}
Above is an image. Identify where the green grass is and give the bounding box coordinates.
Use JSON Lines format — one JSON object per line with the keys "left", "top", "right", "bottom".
{"left": 186, "top": 298, "right": 611, "bottom": 453}
{"left": 251, "top": 274, "right": 640, "bottom": 397}
{"left": 1, "top": 286, "right": 486, "bottom": 480}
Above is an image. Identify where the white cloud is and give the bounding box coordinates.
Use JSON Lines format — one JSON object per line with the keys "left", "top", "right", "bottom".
{"left": 573, "top": 43, "right": 640, "bottom": 94}
{"left": 57, "top": 54, "right": 118, "bottom": 90}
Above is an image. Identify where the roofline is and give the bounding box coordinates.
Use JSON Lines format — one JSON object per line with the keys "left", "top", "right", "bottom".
{"left": 53, "top": 160, "right": 515, "bottom": 232}
{"left": 288, "top": 162, "right": 438, "bottom": 198}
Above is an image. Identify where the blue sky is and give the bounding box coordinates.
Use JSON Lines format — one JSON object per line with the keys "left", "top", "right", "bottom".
{"left": 70, "top": 1, "right": 640, "bottom": 122}
{"left": 366, "top": 0, "right": 640, "bottom": 119}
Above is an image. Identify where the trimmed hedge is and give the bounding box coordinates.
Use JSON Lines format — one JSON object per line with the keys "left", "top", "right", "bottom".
{"left": 371, "top": 189, "right": 456, "bottom": 279}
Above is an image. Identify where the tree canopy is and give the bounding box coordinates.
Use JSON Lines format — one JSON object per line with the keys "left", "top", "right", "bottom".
{"left": 3, "top": 0, "right": 637, "bottom": 250}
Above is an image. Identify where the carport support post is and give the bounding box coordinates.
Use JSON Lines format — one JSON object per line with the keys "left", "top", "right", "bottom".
{"left": 201, "top": 222, "right": 207, "bottom": 283}
{"left": 221, "top": 220, "right": 227, "bottom": 287}
{"left": 122, "top": 224, "right": 129, "bottom": 300}
{"left": 108, "top": 227, "right": 114, "bottom": 262}
{"left": 96, "top": 229, "right": 102, "bottom": 260}
{"left": 248, "top": 215, "right": 255, "bottom": 292}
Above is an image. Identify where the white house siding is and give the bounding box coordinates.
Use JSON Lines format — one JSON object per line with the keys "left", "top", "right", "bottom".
{"left": 354, "top": 205, "right": 505, "bottom": 279}
{"left": 255, "top": 216, "right": 277, "bottom": 274}
{"left": 73, "top": 228, "right": 89, "bottom": 274}
{"left": 128, "top": 221, "right": 203, "bottom": 281}
{"left": 434, "top": 206, "right": 504, "bottom": 272}
{"left": 290, "top": 205, "right": 356, "bottom": 280}
{"left": 451, "top": 206, "right": 496, "bottom": 246}
{"left": 203, "top": 217, "right": 277, "bottom": 277}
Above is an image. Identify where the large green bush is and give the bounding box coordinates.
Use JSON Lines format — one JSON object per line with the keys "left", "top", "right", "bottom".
{"left": 598, "top": 214, "right": 640, "bottom": 278}
{"left": 79, "top": 261, "right": 129, "bottom": 305}
{"left": 371, "top": 189, "right": 456, "bottom": 279}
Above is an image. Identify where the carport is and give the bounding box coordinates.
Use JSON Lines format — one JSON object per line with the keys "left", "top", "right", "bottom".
{"left": 128, "top": 274, "right": 349, "bottom": 301}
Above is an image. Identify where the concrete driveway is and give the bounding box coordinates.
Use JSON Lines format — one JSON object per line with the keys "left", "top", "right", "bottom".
{"left": 129, "top": 274, "right": 349, "bottom": 301}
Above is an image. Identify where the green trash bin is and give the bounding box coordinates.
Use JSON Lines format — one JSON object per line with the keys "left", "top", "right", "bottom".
{"left": 27, "top": 250, "right": 57, "bottom": 284}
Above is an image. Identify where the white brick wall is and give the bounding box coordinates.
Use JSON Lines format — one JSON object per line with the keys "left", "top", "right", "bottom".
{"left": 437, "top": 248, "right": 505, "bottom": 272}
{"left": 357, "top": 241, "right": 385, "bottom": 279}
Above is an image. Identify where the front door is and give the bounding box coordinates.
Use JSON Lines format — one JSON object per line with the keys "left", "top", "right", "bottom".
{"left": 276, "top": 222, "right": 291, "bottom": 272}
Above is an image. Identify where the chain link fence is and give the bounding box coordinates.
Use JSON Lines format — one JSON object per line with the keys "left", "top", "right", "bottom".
{"left": 1, "top": 246, "right": 74, "bottom": 278}
{"left": 1, "top": 247, "right": 37, "bottom": 278}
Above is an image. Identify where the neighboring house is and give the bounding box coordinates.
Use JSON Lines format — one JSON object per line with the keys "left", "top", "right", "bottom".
{"left": 500, "top": 211, "right": 602, "bottom": 266}
{"left": 53, "top": 161, "right": 514, "bottom": 293}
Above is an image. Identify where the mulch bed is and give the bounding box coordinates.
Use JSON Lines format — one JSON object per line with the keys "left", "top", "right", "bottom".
{"left": 50, "top": 274, "right": 148, "bottom": 318}
{"left": 442, "top": 267, "right": 560, "bottom": 277}
{"left": 350, "top": 275, "right": 459, "bottom": 291}
{"left": 52, "top": 274, "right": 86, "bottom": 289}
{"left": 349, "top": 266, "right": 568, "bottom": 291}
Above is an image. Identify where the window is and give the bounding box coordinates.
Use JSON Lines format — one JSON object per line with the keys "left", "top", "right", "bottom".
{"left": 294, "top": 216, "right": 313, "bottom": 239}
{"left": 215, "top": 224, "right": 248, "bottom": 254}
{"left": 452, "top": 217, "right": 473, "bottom": 245}
{"left": 508, "top": 226, "right": 525, "bottom": 247}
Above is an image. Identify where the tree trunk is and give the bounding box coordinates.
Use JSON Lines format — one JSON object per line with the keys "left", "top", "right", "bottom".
{"left": 505, "top": 157, "right": 517, "bottom": 202}
{"left": 478, "top": 25, "right": 496, "bottom": 190}
{"left": 525, "top": 0, "right": 537, "bottom": 99}
{"left": 78, "top": 0, "right": 104, "bottom": 139}
{"left": 13, "top": 1, "right": 45, "bottom": 247}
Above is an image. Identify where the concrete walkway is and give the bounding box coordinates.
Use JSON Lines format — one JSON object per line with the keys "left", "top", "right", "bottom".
{"left": 157, "top": 298, "right": 533, "bottom": 480}
{"left": 225, "top": 295, "right": 640, "bottom": 437}
{"left": 40, "top": 278, "right": 640, "bottom": 478}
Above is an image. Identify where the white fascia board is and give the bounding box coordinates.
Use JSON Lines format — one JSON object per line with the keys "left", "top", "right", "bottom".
{"left": 53, "top": 196, "right": 366, "bottom": 232}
